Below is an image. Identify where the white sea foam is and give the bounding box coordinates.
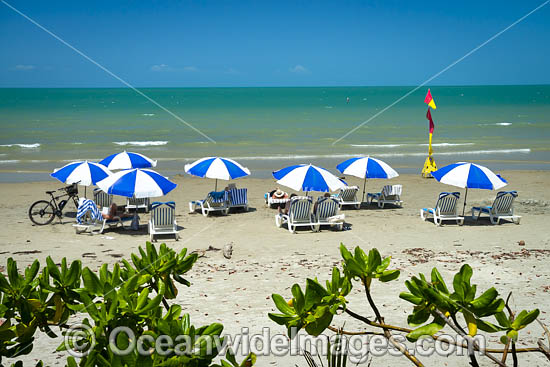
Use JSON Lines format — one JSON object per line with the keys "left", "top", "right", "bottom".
{"left": 0, "top": 160, "right": 20, "bottom": 164}
{"left": 72, "top": 142, "right": 83, "bottom": 145}
{"left": 0, "top": 143, "right": 41, "bottom": 148}
{"left": 419, "top": 143, "right": 475, "bottom": 147}
{"left": 113, "top": 141, "right": 168, "bottom": 147}
{"left": 142, "top": 113, "right": 155, "bottom": 116}
{"left": 210, "top": 149, "right": 531, "bottom": 161}
{"left": 478, "top": 122, "right": 513, "bottom": 127}
{"left": 351, "top": 144, "right": 402, "bottom": 148}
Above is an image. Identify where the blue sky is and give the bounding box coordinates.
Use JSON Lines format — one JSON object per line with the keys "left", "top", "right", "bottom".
{"left": 1, "top": 0, "right": 549, "bottom": 87}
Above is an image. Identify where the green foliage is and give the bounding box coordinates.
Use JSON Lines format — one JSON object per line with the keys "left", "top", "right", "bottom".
{"left": 269, "top": 244, "right": 399, "bottom": 338}
{"left": 399, "top": 264, "right": 539, "bottom": 343}
{"left": 0, "top": 243, "right": 256, "bottom": 367}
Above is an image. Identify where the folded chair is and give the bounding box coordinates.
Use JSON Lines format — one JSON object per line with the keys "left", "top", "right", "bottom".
{"left": 189, "top": 191, "right": 229, "bottom": 217}
{"left": 93, "top": 188, "right": 113, "bottom": 209}
{"left": 228, "top": 188, "right": 248, "bottom": 212}
{"left": 126, "top": 196, "right": 150, "bottom": 212}
{"left": 472, "top": 191, "right": 521, "bottom": 225}
{"left": 275, "top": 196, "right": 314, "bottom": 233}
{"left": 420, "top": 192, "right": 464, "bottom": 226}
{"left": 312, "top": 197, "right": 344, "bottom": 232}
{"left": 334, "top": 186, "right": 361, "bottom": 209}
{"left": 149, "top": 201, "right": 179, "bottom": 241}
{"left": 367, "top": 184, "right": 403, "bottom": 208}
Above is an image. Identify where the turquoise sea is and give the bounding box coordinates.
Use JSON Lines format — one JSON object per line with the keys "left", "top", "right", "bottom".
{"left": 1, "top": 86, "right": 549, "bottom": 182}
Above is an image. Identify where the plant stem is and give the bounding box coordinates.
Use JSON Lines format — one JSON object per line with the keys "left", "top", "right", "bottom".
{"left": 361, "top": 278, "right": 424, "bottom": 367}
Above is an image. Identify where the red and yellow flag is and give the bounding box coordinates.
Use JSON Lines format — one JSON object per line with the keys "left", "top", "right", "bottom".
{"left": 424, "top": 89, "right": 437, "bottom": 109}
{"left": 426, "top": 109, "right": 435, "bottom": 155}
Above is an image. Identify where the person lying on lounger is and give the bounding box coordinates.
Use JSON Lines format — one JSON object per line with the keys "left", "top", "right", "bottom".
{"left": 102, "top": 203, "right": 133, "bottom": 220}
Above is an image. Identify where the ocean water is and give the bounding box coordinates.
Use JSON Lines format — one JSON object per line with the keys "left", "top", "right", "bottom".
{"left": 1, "top": 86, "right": 549, "bottom": 182}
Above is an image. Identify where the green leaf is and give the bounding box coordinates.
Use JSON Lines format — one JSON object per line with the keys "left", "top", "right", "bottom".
{"left": 24, "top": 260, "right": 40, "bottom": 285}
{"left": 268, "top": 313, "right": 298, "bottom": 326}
{"left": 512, "top": 309, "right": 540, "bottom": 330}
{"left": 7, "top": 258, "right": 21, "bottom": 289}
{"left": 82, "top": 268, "right": 103, "bottom": 295}
{"left": 495, "top": 311, "right": 511, "bottom": 328}
{"left": 471, "top": 288, "right": 499, "bottom": 310}
{"left": 406, "top": 322, "right": 444, "bottom": 342}
{"left": 46, "top": 257, "right": 61, "bottom": 282}
{"left": 431, "top": 268, "right": 449, "bottom": 294}
{"left": 476, "top": 319, "right": 505, "bottom": 333}
{"left": 272, "top": 294, "right": 294, "bottom": 315}
{"left": 135, "top": 294, "right": 162, "bottom": 314}
{"left": 399, "top": 292, "right": 423, "bottom": 305}
{"left": 291, "top": 284, "right": 305, "bottom": 314}
{"left": 379, "top": 269, "right": 400, "bottom": 282}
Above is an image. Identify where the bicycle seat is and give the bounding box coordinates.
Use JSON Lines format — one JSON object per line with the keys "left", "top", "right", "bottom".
{"left": 46, "top": 190, "right": 55, "bottom": 194}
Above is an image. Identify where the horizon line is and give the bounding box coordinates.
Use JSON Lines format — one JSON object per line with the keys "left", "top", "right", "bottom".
{"left": 1, "top": 83, "right": 550, "bottom": 89}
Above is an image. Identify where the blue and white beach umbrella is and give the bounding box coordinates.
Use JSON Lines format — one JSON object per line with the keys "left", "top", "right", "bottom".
{"left": 336, "top": 156, "right": 399, "bottom": 200}
{"left": 184, "top": 157, "right": 251, "bottom": 190}
{"left": 96, "top": 168, "right": 176, "bottom": 198}
{"left": 272, "top": 164, "right": 346, "bottom": 193}
{"left": 99, "top": 151, "right": 157, "bottom": 170}
{"left": 432, "top": 162, "right": 507, "bottom": 215}
{"left": 51, "top": 161, "right": 112, "bottom": 187}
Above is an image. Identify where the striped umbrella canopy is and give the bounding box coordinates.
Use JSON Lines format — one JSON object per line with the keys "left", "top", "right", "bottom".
{"left": 336, "top": 156, "right": 399, "bottom": 201}
{"left": 51, "top": 161, "right": 112, "bottom": 186}
{"left": 184, "top": 157, "right": 250, "bottom": 190}
{"left": 272, "top": 164, "right": 346, "bottom": 193}
{"left": 432, "top": 162, "right": 507, "bottom": 215}
{"left": 99, "top": 151, "right": 157, "bottom": 170}
{"left": 96, "top": 168, "right": 176, "bottom": 198}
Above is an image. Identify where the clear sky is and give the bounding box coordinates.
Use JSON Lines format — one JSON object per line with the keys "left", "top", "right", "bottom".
{"left": 1, "top": 0, "right": 549, "bottom": 87}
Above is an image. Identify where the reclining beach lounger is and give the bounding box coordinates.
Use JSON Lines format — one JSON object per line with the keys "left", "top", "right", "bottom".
{"left": 189, "top": 191, "right": 229, "bottom": 216}
{"left": 93, "top": 188, "right": 113, "bottom": 209}
{"left": 265, "top": 192, "right": 291, "bottom": 208}
{"left": 420, "top": 192, "right": 464, "bottom": 226}
{"left": 367, "top": 184, "right": 403, "bottom": 208}
{"left": 334, "top": 186, "right": 361, "bottom": 209}
{"left": 126, "top": 196, "right": 150, "bottom": 212}
{"left": 149, "top": 201, "right": 179, "bottom": 241}
{"left": 312, "top": 197, "right": 344, "bottom": 232}
{"left": 73, "top": 199, "right": 134, "bottom": 234}
{"left": 275, "top": 196, "right": 314, "bottom": 233}
{"left": 228, "top": 188, "right": 248, "bottom": 212}
{"left": 472, "top": 191, "right": 521, "bottom": 225}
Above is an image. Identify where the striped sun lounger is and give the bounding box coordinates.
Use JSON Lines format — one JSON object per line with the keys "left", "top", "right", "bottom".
{"left": 367, "top": 184, "right": 403, "bottom": 208}
{"left": 127, "top": 196, "right": 150, "bottom": 212}
{"left": 149, "top": 201, "right": 179, "bottom": 241}
{"left": 472, "top": 191, "right": 521, "bottom": 225}
{"left": 275, "top": 196, "right": 314, "bottom": 233}
{"left": 189, "top": 191, "right": 229, "bottom": 216}
{"left": 334, "top": 186, "right": 361, "bottom": 209}
{"left": 228, "top": 188, "right": 248, "bottom": 212}
{"left": 420, "top": 192, "right": 464, "bottom": 226}
{"left": 312, "top": 197, "right": 344, "bottom": 232}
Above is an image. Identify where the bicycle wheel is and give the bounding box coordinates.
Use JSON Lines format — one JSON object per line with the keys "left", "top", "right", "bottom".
{"left": 29, "top": 200, "right": 55, "bottom": 225}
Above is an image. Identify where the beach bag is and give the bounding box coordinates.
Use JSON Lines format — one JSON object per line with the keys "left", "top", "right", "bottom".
{"left": 130, "top": 212, "right": 139, "bottom": 230}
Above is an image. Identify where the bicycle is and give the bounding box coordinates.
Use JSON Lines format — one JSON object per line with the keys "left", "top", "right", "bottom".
{"left": 28, "top": 183, "right": 80, "bottom": 225}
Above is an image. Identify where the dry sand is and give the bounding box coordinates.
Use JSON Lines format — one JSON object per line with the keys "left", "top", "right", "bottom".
{"left": 2, "top": 170, "right": 550, "bottom": 366}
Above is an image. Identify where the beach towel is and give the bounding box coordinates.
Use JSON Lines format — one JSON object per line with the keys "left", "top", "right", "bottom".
{"left": 76, "top": 199, "right": 101, "bottom": 224}
{"left": 209, "top": 191, "right": 228, "bottom": 203}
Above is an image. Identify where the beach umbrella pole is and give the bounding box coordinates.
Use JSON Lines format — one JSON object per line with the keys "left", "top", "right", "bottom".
{"left": 362, "top": 177, "right": 367, "bottom": 202}
{"left": 215, "top": 179, "right": 218, "bottom": 191}
{"left": 463, "top": 188, "right": 468, "bottom": 216}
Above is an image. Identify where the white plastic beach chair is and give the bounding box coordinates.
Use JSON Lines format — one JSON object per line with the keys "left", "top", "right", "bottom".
{"left": 312, "top": 197, "right": 344, "bottom": 232}
{"left": 189, "top": 191, "right": 229, "bottom": 217}
{"left": 471, "top": 191, "right": 521, "bottom": 225}
{"left": 275, "top": 196, "right": 314, "bottom": 233}
{"left": 334, "top": 186, "right": 361, "bottom": 209}
{"left": 126, "top": 196, "right": 150, "bottom": 212}
{"left": 93, "top": 188, "right": 113, "bottom": 209}
{"left": 420, "top": 192, "right": 464, "bottom": 226}
{"left": 367, "top": 184, "right": 403, "bottom": 208}
{"left": 228, "top": 188, "right": 248, "bottom": 212}
{"left": 149, "top": 201, "right": 179, "bottom": 241}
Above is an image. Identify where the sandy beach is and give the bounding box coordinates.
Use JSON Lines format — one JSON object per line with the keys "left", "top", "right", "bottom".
{"left": 2, "top": 170, "right": 549, "bottom": 366}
